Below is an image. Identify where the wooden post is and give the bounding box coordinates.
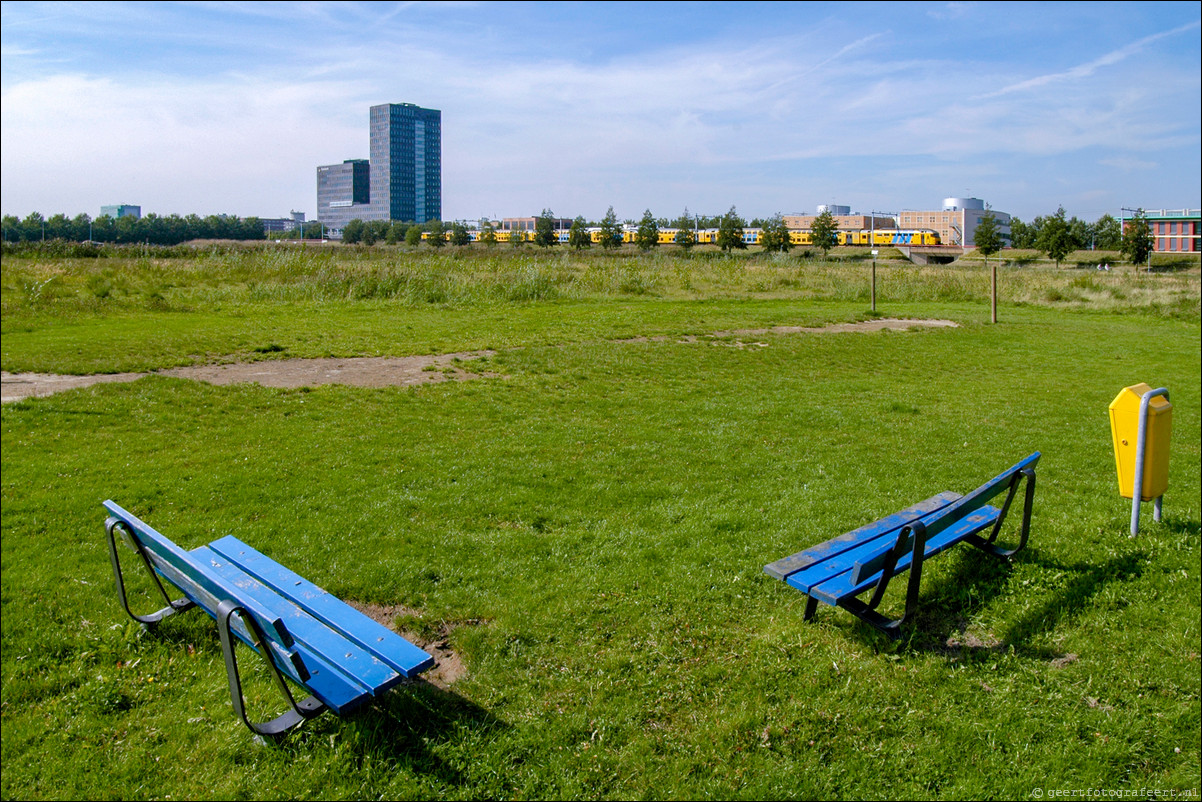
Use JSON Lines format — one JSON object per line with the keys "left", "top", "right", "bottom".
{"left": 990, "top": 259, "right": 997, "bottom": 323}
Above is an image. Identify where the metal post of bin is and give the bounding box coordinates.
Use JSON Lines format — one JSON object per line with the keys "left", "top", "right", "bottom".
{"left": 1131, "top": 387, "right": 1169, "bottom": 537}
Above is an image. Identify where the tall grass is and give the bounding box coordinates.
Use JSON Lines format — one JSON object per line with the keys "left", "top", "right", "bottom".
{"left": 4, "top": 245, "right": 1198, "bottom": 319}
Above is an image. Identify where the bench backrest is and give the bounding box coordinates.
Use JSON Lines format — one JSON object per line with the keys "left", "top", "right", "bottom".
{"left": 849, "top": 452, "right": 1040, "bottom": 583}
{"left": 103, "top": 500, "right": 308, "bottom": 680}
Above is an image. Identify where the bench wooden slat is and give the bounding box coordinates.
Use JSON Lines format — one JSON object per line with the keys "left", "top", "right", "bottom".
{"left": 763, "top": 492, "right": 962, "bottom": 581}
{"left": 194, "top": 545, "right": 406, "bottom": 701}
{"left": 276, "top": 644, "right": 371, "bottom": 714}
{"left": 800, "top": 507, "right": 1001, "bottom": 605}
{"left": 208, "top": 536, "right": 435, "bottom": 680}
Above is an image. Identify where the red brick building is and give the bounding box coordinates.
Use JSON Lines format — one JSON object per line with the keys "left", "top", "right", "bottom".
{"left": 1126, "top": 209, "right": 1200, "bottom": 253}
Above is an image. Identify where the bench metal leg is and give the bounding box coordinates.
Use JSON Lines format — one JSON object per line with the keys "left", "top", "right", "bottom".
{"left": 803, "top": 596, "right": 819, "bottom": 621}
{"left": 966, "top": 467, "right": 1036, "bottom": 558}
{"left": 105, "top": 517, "right": 195, "bottom": 626}
{"left": 841, "top": 520, "right": 927, "bottom": 638}
{"left": 215, "top": 600, "right": 326, "bottom": 739}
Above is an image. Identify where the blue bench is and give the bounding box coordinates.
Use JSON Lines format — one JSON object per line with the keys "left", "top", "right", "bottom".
{"left": 764, "top": 453, "right": 1039, "bottom": 636}
{"left": 103, "top": 501, "right": 434, "bottom": 737}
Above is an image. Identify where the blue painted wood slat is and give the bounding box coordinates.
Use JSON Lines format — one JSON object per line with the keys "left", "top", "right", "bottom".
{"left": 802, "top": 507, "right": 1001, "bottom": 605}
{"left": 208, "top": 536, "right": 435, "bottom": 680}
{"left": 193, "top": 546, "right": 403, "bottom": 699}
{"left": 763, "top": 492, "right": 962, "bottom": 581}
{"left": 846, "top": 452, "right": 1040, "bottom": 583}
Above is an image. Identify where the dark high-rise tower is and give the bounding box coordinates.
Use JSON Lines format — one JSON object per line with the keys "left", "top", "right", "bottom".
{"left": 316, "top": 102, "right": 441, "bottom": 235}
{"left": 369, "top": 103, "right": 441, "bottom": 224}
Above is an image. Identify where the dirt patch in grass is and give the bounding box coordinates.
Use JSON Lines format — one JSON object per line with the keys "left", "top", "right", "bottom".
{"left": 2, "top": 351, "right": 496, "bottom": 403}
{"left": 345, "top": 601, "right": 470, "bottom": 690}
{"left": 2, "top": 319, "right": 958, "bottom": 402}
{"left": 618, "top": 317, "right": 959, "bottom": 348}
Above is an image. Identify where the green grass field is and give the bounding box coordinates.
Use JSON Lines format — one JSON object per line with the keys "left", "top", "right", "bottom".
{"left": 2, "top": 245, "right": 1199, "bottom": 800}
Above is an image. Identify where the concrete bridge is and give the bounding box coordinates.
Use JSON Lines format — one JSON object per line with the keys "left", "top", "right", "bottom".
{"left": 898, "top": 245, "right": 964, "bottom": 265}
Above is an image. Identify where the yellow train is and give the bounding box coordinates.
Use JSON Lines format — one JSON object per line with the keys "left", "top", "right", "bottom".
{"left": 424, "top": 226, "right": 941, "bottom": 247}
{"left": 692, "top": 228, "right": 941, "bottom": 247}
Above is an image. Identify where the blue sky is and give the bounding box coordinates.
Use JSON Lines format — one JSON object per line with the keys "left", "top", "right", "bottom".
{"left": 2, "top": 1, "right": 1199, "bottom": 224}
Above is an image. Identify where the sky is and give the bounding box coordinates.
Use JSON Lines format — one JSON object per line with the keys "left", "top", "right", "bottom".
{"left": 2, "top": 1, "right": 1199, "bottom": 224}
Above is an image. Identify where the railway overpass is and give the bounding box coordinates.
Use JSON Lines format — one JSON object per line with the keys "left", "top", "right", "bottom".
{"left": 897, "top": 245, "right": 963, "bottom": 265}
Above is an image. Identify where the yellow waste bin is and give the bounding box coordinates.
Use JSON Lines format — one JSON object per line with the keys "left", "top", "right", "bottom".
{"left": 1109, "top": 383, "right": 1172, "bottom": 501}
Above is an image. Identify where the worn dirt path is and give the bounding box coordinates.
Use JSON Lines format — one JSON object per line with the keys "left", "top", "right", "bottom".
{"left": 2, "top": 318, "right": 957, "bottom": 403}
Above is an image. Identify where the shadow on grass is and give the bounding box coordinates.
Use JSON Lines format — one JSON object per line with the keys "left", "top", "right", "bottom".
{"left": 123, "top": 602, "right": 500, "bottom": 787}
{"left": 996, "top": 550, "right": 1145, "bottom": 653}
{"left": 331, "top": 680, "right": 505, "bottom": 787}
{"left": 845, "top": 547, "right": 1147, "bottom": 660}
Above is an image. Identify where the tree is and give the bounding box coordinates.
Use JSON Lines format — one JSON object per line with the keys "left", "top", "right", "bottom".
{"left": 760, "top": 213, "right": 792, "bottom": 253}
{"left": 1093, "top": 214, "right": 1121, "bottom": 251}
{"left": 404, "top": 224, "right": 423, "bottom": 247}
{"left": 360, "top": 219, "right": 389, "bottom": 246}
{"left": 1120, "top": 209, "right": 1154, "bottom": 268}
{"left": 1009, "top": 218, "right": 1037, "bottom": 249}
{"left": 534, "top": 209, "right": 558, "bottom": 248}
{"left": 449, "top": 221, "right": 471, "bottom": 246}
{"left": 974, "top": 210, "right": 1003, "bottom": 259}
{"left": 671, "top": 208, "right": 697, "bottom": 250}
{"left": 479, "top": 220, "right": 498, "bottom": 247}
{"left": 599, "top": 206, "right": 622, "bottom": 250}
{"left": 341, "top": 218, "right": 365, "bottom": 244}
{"left": 674, "top": 225, "right": 696, "bottom": 250}
{"left": 1036, "top": 206, "right": 1073, "bottom": 268}
{"left": 568, "top": 216, "right": 590, "bottom": 251}
{"left": 716, "top": 206, "right": 746, "bottom": 252}
{"left": 426, "top": 219, "right": 446, "bottom": 247}
{"left": 975, "top": 210, "right": 1004, "bottom": 324}
{"left": 635, "top": 209, "right": 659, "bottom": 251}
{"left": 386, "top": 221, "right": 410, "bottom": 244}
{"left": 810, "top": 209, "right": 839, "bottom": 257}
{"left": 1067, "top": 215, "right": 1092, "bottom": 251}
{"left": 2, "top": 215, "right": 21, "bottom": 242}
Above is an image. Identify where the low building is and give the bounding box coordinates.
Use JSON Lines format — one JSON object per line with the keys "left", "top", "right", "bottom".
{"left": 782, "top": 213, "right": 895, "bottom": 232}
{"left": 501, "top": 217, "right": 572, "bottom": 232}
{"left": 897, "top": 198, "right": 1011, "bottom": 247}
{"left": 1125, "top": 208, "right": 1200, "bottom": 253}
{"left": 101, "top": 204, "right": 141, "bottom": 219}
{"left": 262, "top": 211, "right": 307, "bottom": 234}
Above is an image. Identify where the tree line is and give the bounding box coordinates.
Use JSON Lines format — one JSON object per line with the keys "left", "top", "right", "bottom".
{"left": 1001, "top": 206, "right": 1154, "bottom": 267}
{"left": 5, "top": 205, "right": 1156, "bottom": 265}
{"left": 1, "top": 211, "right": 266, "bottom": 245}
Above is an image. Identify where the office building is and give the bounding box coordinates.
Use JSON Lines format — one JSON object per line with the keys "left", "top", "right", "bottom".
{"left": 316, "top": 103, "right": 441, "bottom": 236}
{"left": 1125, "top": 209, "right": 1200, "bottom": 253}
{"left": 369, "top": 103, "right": 441, "bottom": 224}
{"left": 317, "top": 159, "right": 371, "bottom": 233}
{"left": 101, "top": 204, "right": 141, "bottom": 220}
{"left": 783, "top": 212, "right": 895, "bottom": 232}
{"left": 897, "top": 198, "right": 1011, "bottom": 247}
{"left": 261, "top": 211, "right": 307, "bottom": 234}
